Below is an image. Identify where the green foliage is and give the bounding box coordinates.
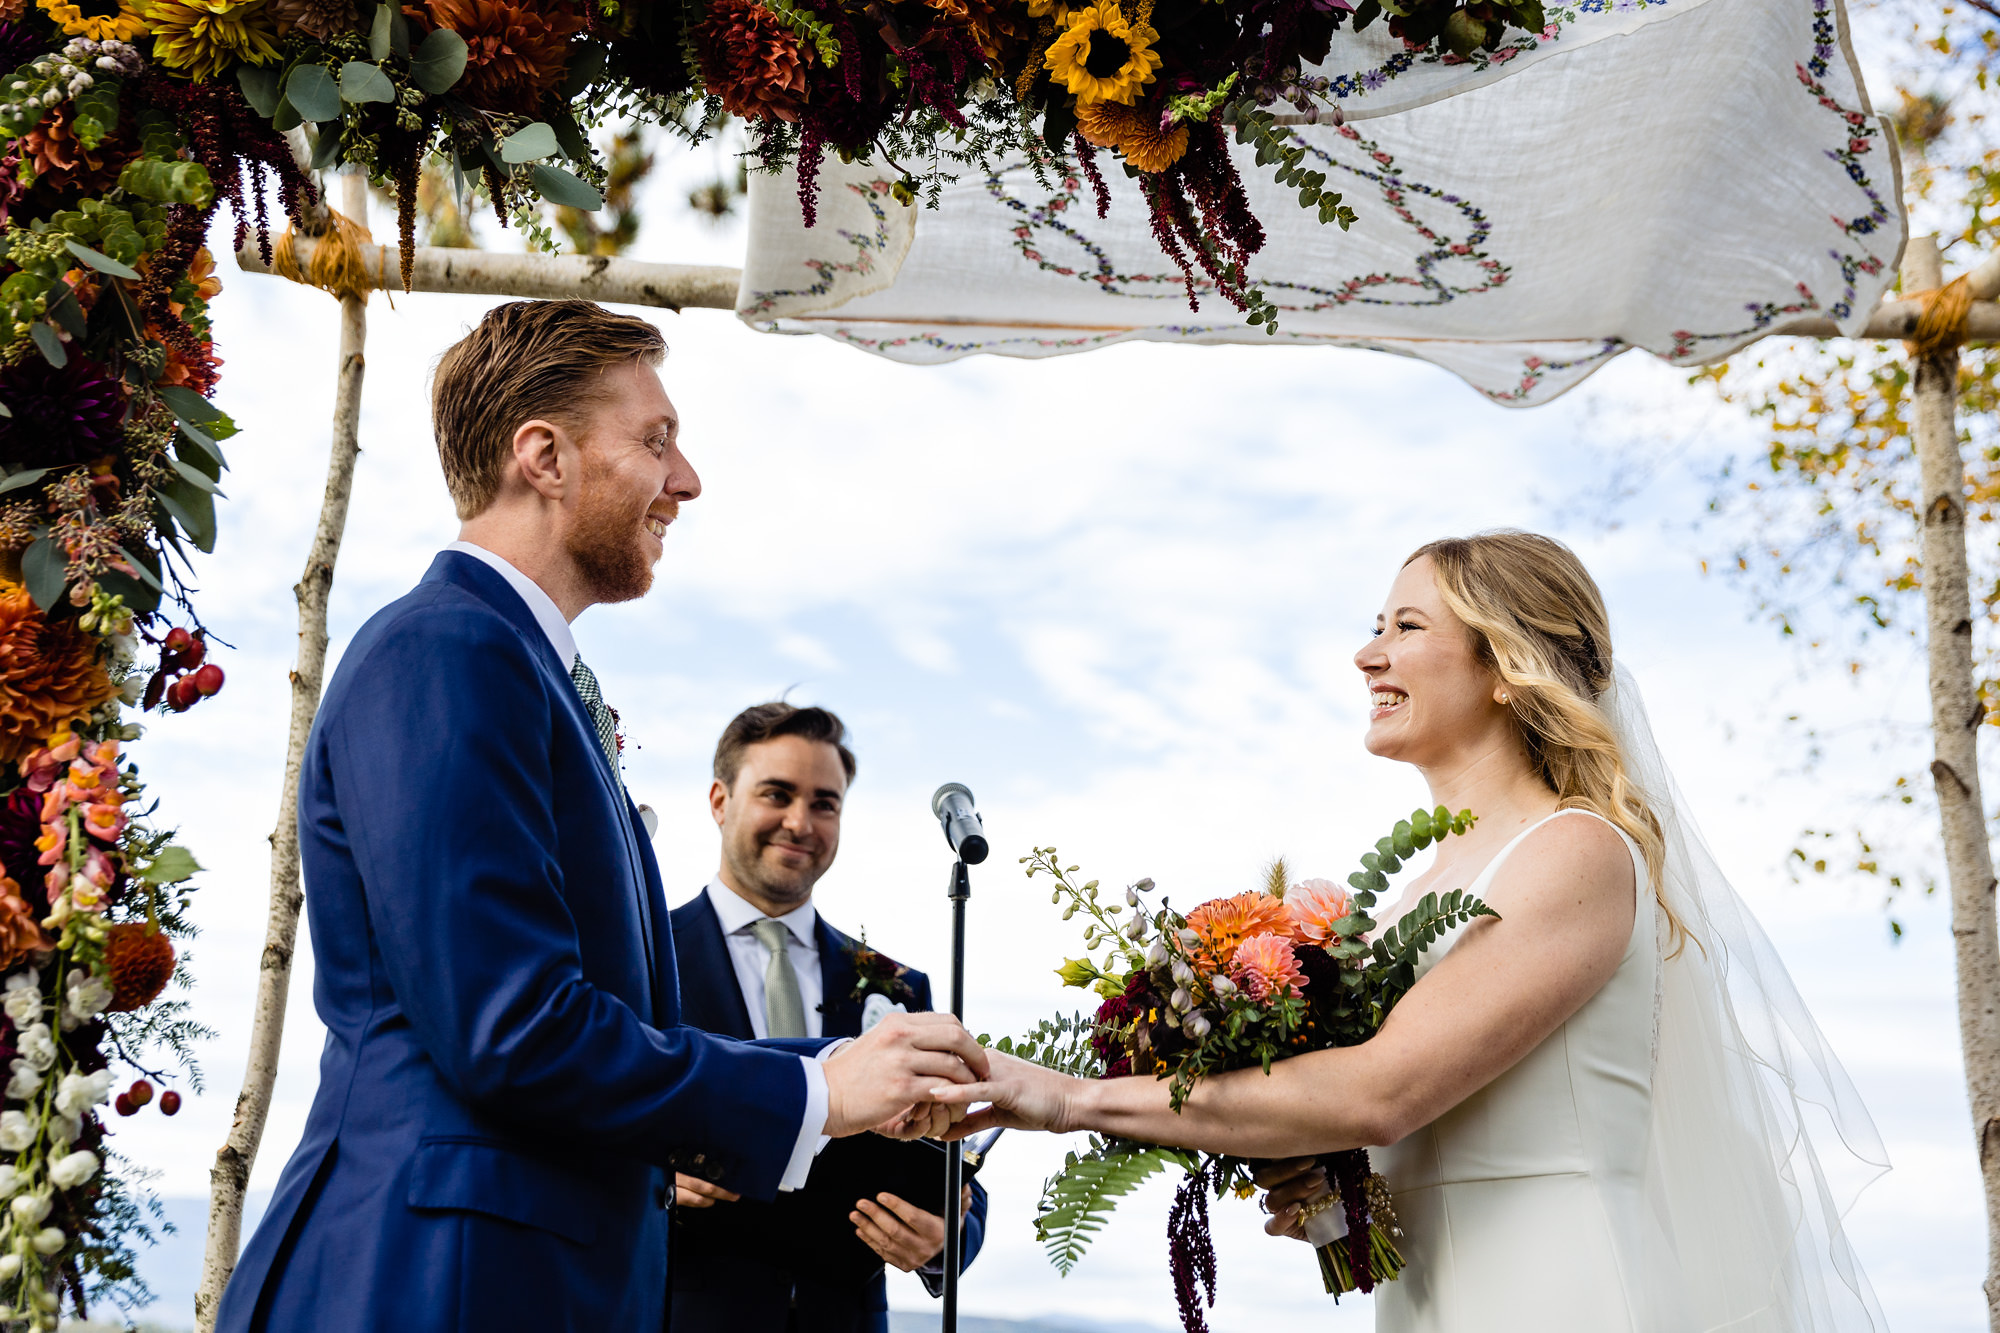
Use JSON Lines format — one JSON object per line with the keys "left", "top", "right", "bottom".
{"left": 1034, "top": 1143, "right": 1184, "bottom": 1274}
{"left": 985, "top": 1011, "right": 1101, "bottom": 1077}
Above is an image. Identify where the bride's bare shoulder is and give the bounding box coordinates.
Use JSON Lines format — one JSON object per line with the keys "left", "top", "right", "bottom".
{"left": 1484, "top": 810, "right": 1637, "bottom": 920}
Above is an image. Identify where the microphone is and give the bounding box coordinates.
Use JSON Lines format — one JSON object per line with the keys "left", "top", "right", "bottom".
{"left": 930, "top": 783, "right": 989, "bottom": 865}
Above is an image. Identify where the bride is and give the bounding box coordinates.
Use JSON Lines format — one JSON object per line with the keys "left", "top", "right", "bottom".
{"left": 936, "top": 530, "right": 1888, "bottom": 1332}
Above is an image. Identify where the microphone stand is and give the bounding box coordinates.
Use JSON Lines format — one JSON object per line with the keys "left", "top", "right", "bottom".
{"left": 941, "top": 856, "right": 970, "bottom": 1333}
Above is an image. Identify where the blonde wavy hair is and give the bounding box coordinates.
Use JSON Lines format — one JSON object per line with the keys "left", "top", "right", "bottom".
{"left": 1406, "top": 531, "right": 1682, "bottom": 948}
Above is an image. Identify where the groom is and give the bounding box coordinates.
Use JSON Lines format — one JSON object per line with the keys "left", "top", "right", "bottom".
{"left": 213, "top": 299, "right": 986, "bottom": 1333}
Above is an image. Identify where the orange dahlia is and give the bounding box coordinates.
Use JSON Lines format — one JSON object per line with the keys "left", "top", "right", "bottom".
{"left": 1075, "top": 98, "right": 1187, "bottom": 173}
{"left": 692, "top": 0, "right": 807, "bottom": 123}
{"left": 1286, "top": 877, "right": 1357, "bottom": 946}
{"left": 1228, "top": 931, "right": 1305, "bottom": 1002}
{"left": 411, "top": 0, "right": 585, "bottom": 115}
{"left": 1184, "top": 890, "right": 1290, "bottom": 970}
{"left": 104, "top": 921, "right": 175, "bottom": 1011}
{"left": 0, "top": 876, "right": 50, "bottom": 970}
{"left": 0, "top": 582, "right": 115, "bottom": 765}
{"left": 20, "top": 103, "right": 132, "bottom": 197}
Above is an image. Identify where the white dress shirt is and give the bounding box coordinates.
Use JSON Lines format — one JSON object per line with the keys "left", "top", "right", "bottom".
{"left": 441, "top": 542, "right": 831, "bottom": 1190}
{"left": 705, "top": 881, "right": 824, "bottom": 1040}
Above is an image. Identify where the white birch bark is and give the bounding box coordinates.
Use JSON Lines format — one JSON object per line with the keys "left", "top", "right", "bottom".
{"left": 194, "top": 172, "right": 370, "bottom": 1333}
{"left": 1903, "top": 235, "right": 2000, "bottom": 1330}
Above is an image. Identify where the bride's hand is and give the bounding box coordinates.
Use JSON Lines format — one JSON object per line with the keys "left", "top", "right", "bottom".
{"left": 928, "top": 1048, "right": 1089, "bottom": 1137}
{"left": 1254, "top": 1156, "right": 1328, "bottom": 1243}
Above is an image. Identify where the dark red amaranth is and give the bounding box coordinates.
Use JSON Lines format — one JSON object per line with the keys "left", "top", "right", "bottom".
{"left": 1328, "top": 1147, "right": 1374, "bottom": 1292}
{"left": 1166, "top": 1164, "right": 1219, "bottom": 1333}
{"left": 1072, "top": 132, "right": 1111, "bottom": 219}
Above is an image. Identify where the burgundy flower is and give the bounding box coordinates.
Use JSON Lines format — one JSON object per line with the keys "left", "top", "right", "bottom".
{"left": 0, "top": 787, "right": 41, "bottom": 903}
{"left": 0, "top": 354, "right": 127, "bottom": 469}
{"left": 0, "top": 22, "right": 41, "bottom": 75}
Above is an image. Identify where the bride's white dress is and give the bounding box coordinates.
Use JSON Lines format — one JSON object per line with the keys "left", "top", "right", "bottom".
{"left": 1374, "top": 809, "right": 1676, "bottom": 1333}
{"left": 1365, "top": 669, "right": 1890, "bottom": 1333}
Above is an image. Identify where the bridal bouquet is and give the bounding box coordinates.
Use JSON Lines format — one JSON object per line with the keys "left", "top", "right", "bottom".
{"left": 999, "top": 808, "right": 1491, "bottom": 1333}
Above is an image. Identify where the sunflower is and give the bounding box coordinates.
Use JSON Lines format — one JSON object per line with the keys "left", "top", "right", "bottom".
{"left": 1025, "top": 0, "right": 1069, "bottom": 25}
{"left": 141, "top": 0, "right": 280, "bottom": 81}
{"left": 1076, "top": 97, "right": 1187, "bottom": 171}
{"left": 1043, "top": 0, "right": 1159, "bottom": 106}
{"left": 37, "top": 0, "right": 147, "bottom": 41}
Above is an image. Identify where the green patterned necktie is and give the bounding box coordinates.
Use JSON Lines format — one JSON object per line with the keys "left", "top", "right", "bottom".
{"left": 569, "top": 657, "right": 622, "bottom": 780}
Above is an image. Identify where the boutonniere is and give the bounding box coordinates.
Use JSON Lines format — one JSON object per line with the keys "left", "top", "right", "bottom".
{"left": 846, "top": 931, "right": 918, "bottom": 1007}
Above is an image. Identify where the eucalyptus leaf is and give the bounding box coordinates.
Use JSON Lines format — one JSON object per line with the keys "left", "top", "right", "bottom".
{"left": 500, "top": 121, "right": 559, "bottom": 164}
{"left": 155, "top": 483, "right": 216, "bottom": 554}
{"left": 0, "top": 467, "right": 47, "bottom": 495}
{"left": 118, "top": 544, "right": 163, "bottom": 592}
{"left": 0, "top": 400, "right": 11, "bottom": 418}
{"left": 175, "top": 420, "right": 227, "bottom": 471}
{"left": 549, "top": 109, "right": 589, "bottom": 163}
{"left": 237, "top": 64, "right": 283, "bottom": 117}
{"left": 528, "top": 162, "right": 602, "bottom": 211}
{"left": 340, "top": 59, "right": 396, "bottom": 105}
{"left": 559, "top": 41, "right": 607, "bottom": 99}
{"left": 271, "top": 96, "right": 304, "bottom": 133}
{"left": 369, "top": 1, "right": 393, "bottom": 59}
{"left": 285, "top": 63, "right": 341, "bottom": 123}
{"left": 409, "top": 28, "right": 468, "bottom": 94}
{"left": 309, "top": 123, "right": 344, "bottom": 171}
{"left": 28, "top": 323, "right": 65, "bottom": 369}
{"left": 156, "top": 383, "right": 227, "bottom": 427}
{"left": 63, "top": 238, "right": 140, "bottom": 281}
{"left": 167, "top": 456, "right": 225, "bottom": 496}
{"left": 21, "top": 537, "right": 65, "bottom": 610}
{"left": 46, "top": 287, "right": 86, "bottom": 340}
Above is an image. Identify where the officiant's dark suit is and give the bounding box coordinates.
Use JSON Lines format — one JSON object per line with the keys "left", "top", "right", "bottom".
{"left": 212, "top": 301, "right": 982, "bottom": 1333}
{"left": 669, "top": 704, "right": 987, "bottom": 1333}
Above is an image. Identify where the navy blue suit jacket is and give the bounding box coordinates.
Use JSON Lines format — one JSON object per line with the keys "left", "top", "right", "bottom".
{"left": 668, "top": 891, "right": 987, "bottom": 1333}
{"left": 216, "top": 553, "right": 829, "bottom": 1333}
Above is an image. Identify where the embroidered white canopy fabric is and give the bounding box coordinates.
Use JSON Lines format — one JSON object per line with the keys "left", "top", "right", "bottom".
{"left": 735, "top": 0, "right": 1902, "bottom": 405}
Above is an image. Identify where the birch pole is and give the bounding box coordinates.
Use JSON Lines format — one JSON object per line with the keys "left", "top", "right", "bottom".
{"left": 194, "top": 170, "right": 371, "bottom": 1333}
{"left": 1903, "top": 233, "right": 2000, "bottom": 1329}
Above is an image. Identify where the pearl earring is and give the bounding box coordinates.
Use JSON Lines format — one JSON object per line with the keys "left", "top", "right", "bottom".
{"left": 1499, "top": 692, "right": 1510, "bottom": 705}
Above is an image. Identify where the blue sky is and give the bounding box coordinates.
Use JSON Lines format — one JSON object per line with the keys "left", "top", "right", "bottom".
{"left": 110, "top": 137, "right": 1985, "bottom": 1331}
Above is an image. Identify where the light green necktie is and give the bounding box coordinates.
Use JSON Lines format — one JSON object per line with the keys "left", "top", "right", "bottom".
{"left": 749, "top": 918, "right": 807, "bottom": 1039}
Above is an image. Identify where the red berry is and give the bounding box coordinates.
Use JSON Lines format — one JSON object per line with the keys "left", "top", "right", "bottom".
{"left": 113, "top": 1095, "right": 135, "bottom": 1117}
{"left": 128, "top": 1080, "right": 153, "bottom": 1107}
{"left": 181, "top": 634, "right": 206, "bottom": 669}
{"left": 162, "top": 628, "right": 192, "bottom": 655}
{"left": 163, "top": 677, "right": 193, "bottom": 712}
{"left": 158, "top": 1091, "right": 180, "bottom": 1116}
{"left": 191, "top": 663, "right": 224, "bottom": 697}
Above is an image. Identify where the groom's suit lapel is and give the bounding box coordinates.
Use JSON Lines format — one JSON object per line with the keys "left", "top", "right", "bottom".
{"left": 428, "top": 553, "right": 660, "bottom": 1012}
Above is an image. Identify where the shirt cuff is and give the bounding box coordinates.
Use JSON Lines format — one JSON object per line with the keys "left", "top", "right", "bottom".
{"left": 777, "top": 1045, "right": 844, "bottom": 1192}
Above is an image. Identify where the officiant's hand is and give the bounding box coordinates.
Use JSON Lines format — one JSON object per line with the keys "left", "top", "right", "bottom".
{"left": 823, "top": 1011, "right": 989, "bottom": 1139}
{"left": 672, "top": 1174, "right": 741, "bottom": 1209}
{"left": 930, "top": 1047, "right": 1086, "bottom": 1136}
{"left": 1254, "top": 1157, "right": 1327, "bottom": 1242}
{"left": 849, "top": 1185, "right": 972, "bottom": 1272}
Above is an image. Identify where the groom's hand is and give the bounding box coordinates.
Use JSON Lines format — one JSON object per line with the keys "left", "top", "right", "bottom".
{"left": 822, "top": 1012, "right": 988, "bottom": 1139}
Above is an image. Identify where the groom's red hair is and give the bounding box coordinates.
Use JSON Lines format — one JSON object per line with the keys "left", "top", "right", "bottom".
{"left": 431, "top": 299, "right": 666, "bottom": 519}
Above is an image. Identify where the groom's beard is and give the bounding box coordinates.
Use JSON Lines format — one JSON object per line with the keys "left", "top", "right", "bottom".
{"left": 565, "top": 451, "right": 664, "bottom": 605}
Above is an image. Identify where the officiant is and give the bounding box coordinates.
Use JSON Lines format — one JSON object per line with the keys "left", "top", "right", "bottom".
{"left": 668, "top": 702, "right": 988, "bottom": 1332}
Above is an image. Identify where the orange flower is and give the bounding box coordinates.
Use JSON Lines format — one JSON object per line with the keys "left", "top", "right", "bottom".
{"left": 692, "top": 0, "right": 808, "bottom": 123}
{"left": 1286, "top": 878, "right": 1357, "bottom": 946}
{"left": 0, "top": 875, "right": 51, "bottom": 970}
{"left": 409, "top": 0, "right": 585, "bottom": 115}
{"left": 1184, "top": 891, "right": 1290, "bottom": 970}
{"left": 1076, "top": 99, "right": 1188, "bottom": 173}
{"left": 1228, "top": 932, "right": 1305, "bottom": 1002}
{"left": 0, "top": 584, "right": 115, "bottom": 764}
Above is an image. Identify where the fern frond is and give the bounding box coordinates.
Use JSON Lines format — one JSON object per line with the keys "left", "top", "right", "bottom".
{"left": 1034, "top": 1146, "right": 1174, "bottom": 1274}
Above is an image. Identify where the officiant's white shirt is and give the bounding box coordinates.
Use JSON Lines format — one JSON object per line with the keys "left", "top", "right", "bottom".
{"left": 444, "top": 541, "right": 829, "bottom": 1190}
{"left": 705, "top": 880, "right": 823, "bottom": 1040}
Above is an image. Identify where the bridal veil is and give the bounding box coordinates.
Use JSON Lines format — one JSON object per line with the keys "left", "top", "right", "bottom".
{"left": 1607, "top": 666, "right": 1889, "bottom": 1332}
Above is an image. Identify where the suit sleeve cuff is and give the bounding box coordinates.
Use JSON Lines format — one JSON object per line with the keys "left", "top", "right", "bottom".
{"left": 777, "top": 1048, "right": 840, "bottom": 1192}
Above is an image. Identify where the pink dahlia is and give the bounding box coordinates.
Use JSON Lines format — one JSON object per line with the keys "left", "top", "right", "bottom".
{"left": 1228, "top": 932, "right": 1305, "bottom": 1003}
{"left": 1286, "top": 878, "right": 1357, "bottom": 946}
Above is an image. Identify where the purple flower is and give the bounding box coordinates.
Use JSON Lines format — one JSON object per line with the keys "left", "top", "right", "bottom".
{"left": 0, "top": 354, "right": 127, "bottom": 470}
{"left": 0, "top": 24, "right": 44, "bottom": 77}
